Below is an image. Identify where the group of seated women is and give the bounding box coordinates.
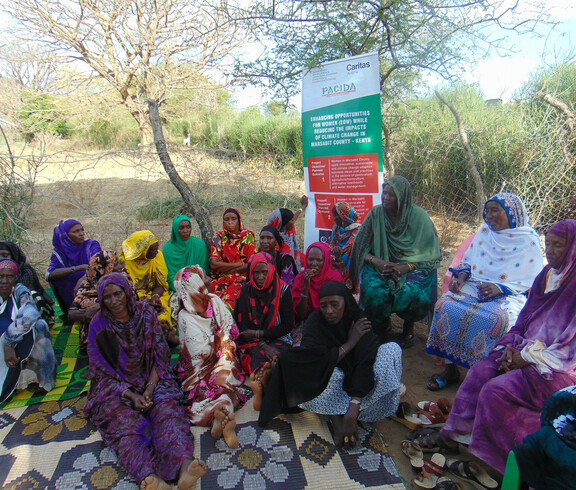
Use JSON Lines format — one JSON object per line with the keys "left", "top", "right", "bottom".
{"left": 3, "top": 175, "right": 575, "bottom": 486}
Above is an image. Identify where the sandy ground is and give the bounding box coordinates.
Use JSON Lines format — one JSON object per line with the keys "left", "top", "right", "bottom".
{"left": 13, "top": 145, "right": 500, "bottom": 488}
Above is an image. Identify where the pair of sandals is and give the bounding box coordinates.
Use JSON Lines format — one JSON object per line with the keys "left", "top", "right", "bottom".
{"left": 392, "top": 399, "right": 452, "bottom": 429}
{"left": 400, "top": 445, "right": 461, "bottom": 489}
{"left": 402, "top": 440, "right": 497, "bottom": 489}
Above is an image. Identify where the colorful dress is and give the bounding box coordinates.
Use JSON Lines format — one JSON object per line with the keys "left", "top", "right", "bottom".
{"left": 163, "top": 215, "right": 209, "bottom": 291}
{"left": 0, "top": 241, "right": 55, "bottom": 324}
{"left": 234, "top": 252, "right": 295, "bottom": 374}
{"left": 349, "top": 176, "right": 442, "bottom": 338}
{"left": 85, "top": 273, "right": 195, "bottom": 484}
{"left": 329, "top": 202, "right": 361, "bottom": 282}
{"left": 46, "top": 219, "right": 101, "bottom": 314}
{"left": 69, "top": 251, "right": 134, "bottom": 349}
{"left": 173, "top": 266, "right": 245, "bottom": 425}
{"left": 210, "top": 209, "right": 256, "bottom": 311}
{"left": 440, "top": 220, "right": 576, "bottom": 474}
{"left": 268, "top": 208, "right": 304, "bottom": 271}
{"left": 260, "top": 281, "right": 402, "bottom": 425}
{"left": 120, "top": 230, "right": 172, "bottom": 327}
{"left": 426, "top": 193, "right": 543, "bottom": 368}
{"left": 292, "top": 242, "right": 343, "bottom": 319}
{"left": 0, "top": 259, "right": 56, "bottom": 403}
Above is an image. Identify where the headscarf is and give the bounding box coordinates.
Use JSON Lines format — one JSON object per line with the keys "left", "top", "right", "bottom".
{"left": 268, "top": 208, "right": 302, "bottom": 265}
{"left": 292, "top": 242, "right": 343, "bottom": 313}
{"left": 349, "top": 175, "right": 442, "bottom": 288}
{"left": 0, "top": 242, "right": 45, "bottom": 295}
{"left": 71, "top": 251, "right": 118, "bottom": 309}
{"left": 259, "top": 280, "right": 378, "bottom": 425}
{"left": 0, "top": 258, "right": 18, "bottom": 275}
{"left": 51, "top": 219, "right": 99, "bottom": 267}
{"left": 260, "top": 225, "right": 284, "bottom": 249}
{"left": 235, "top": 252, "right": 284, "bottom": 332}
{"left": 495, "top": 220, "right": 576, "bottom": 377}
{"left": 120, "top": 230, "right": 169, "bottom": 293}
{"left": 461, "top": 193, "right": 543, "bottom": 293}
{"left": 212, "top": 208, "right": 255, "bottom": 263}
{"left": 163, "top": 215, "right": 209, "bottom": 290}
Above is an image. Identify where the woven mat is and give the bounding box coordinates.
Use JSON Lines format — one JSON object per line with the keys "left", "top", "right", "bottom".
{"left": 0, "top": 389, "right": 406, "bottom": 489}
{"left": 0, "top": 317, "right": 90, "bottom": 410}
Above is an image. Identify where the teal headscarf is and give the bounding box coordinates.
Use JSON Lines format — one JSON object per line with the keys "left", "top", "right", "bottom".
{"left": 162, "top": 215, "right": 209, "bottom": 291}
{"left": 349, "top": 176, "right": 442, "bottom": 289}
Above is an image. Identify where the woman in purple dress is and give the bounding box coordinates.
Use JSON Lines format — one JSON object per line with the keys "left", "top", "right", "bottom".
{"left": 46, "top": 219, "right": 101, "bottom": 317}
{"left": 416, "top": 219, "right": 576, "bottom": 474}
{"left": 85, "top": 273, "right": 206, "bottom": 489}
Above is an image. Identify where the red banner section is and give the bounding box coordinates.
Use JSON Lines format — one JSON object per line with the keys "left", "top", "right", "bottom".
{"left": 307, "top": 153, "right": 379, "bottom": 194}
{"left": 314, "top": 194, "right": 374, "bottom": 229}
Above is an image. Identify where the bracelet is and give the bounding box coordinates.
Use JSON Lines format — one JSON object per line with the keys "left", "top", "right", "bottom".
{"left": 121, "top": 388, "right": 131, "bottom": 398}
{"left": 339, "top": 346, "right": 347, "bottom": 356}
{"left": 407, "top": 263, "right": 415, "bottom": 272}
{"left": 71, "top": 266, "right": 76, "bottom": 273}
{"left": 301, "top": 294, "right": 308, "bottom": 298}
{"left": 146, "top": 382, "right": 157, "bottom": 388}
{"left": 258, "top": 340, "right": 266, "bottom": 348}
{"left": 368, "top": 256, "right": 374, "bottom": 265}
{"left": 350, "top": 399, "right": 361, "bottom": 405}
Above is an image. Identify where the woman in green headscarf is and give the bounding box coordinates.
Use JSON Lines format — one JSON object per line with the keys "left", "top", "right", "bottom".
{"left": 163, "top": 215, "right": 209, "bottom": 291}
{"left": 349, "top": 176, "right": 441, "bottom": 348}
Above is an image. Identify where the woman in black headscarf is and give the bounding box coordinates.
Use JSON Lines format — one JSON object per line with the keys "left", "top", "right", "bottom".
{"left": 259, "top": 281, "right": 402, "bottom": 448}
{"left": 0, "top": 241, "right": 55, "bottom": 324}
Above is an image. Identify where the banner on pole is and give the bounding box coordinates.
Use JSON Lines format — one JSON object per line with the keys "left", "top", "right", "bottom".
{"left": 302, "top": 52, "right": 384, "bottom": 250}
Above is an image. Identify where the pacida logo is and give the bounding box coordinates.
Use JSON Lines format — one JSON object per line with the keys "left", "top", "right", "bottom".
{"left": 347, "top": 61, "right": 370, "bottom": 71}
{"left": 322, "top": 82, "right": 357, "bottom": 96}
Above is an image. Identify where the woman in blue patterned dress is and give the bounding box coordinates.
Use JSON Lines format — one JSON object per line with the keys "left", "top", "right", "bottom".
{"left": 425, "top": 193, "right": 543, "bottom": 390}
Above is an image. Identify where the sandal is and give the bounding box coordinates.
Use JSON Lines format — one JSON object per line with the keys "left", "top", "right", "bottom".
{"left": 446, "top": 459, "right": 499, "bottom": 489}
{"left": 436, "top": 476, "right": 463, "bottom": 489}
{"left": 416, "top": 406, "right": 448, "bottom": 427}
{"left": 400, "top": 440, "right": 424, "bottom": 469}
{"left": 390, "top": 402, "right": 422, "bottom": 430}
{"left": 407, "top": 427, "right": 437, "bottom": 441}
{"left": 417, "top": 399, "right": 452, "bottom": 416}
{"left": 414, "top": 432, "right": 459, "bottom": 454}
{"left": 414, "top": 453, "right": 446, "bottom": 489}
{"left": 426, "top": 373, "right": 460, "bottom": 392}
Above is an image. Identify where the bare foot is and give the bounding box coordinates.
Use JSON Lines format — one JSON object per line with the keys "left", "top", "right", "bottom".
{"left": 260, "top": 361, "right": 273, "bottom": 391}
{"left": 341, "top": 412, "right": 359, "bottom": 449}
{"left": 177, "top": 459, "right": 207, "bottom": 490}
{"left": 249, "top": 371, "right": 264, "bottom": 411}
{"left": 222, "top": 410, "right": 239, "bottom": 449}
{"left": 140, "top": 474, "right": 171, "bottom": 490}
{"left": 211, "top": 408, "right": 226, "bottom": 439}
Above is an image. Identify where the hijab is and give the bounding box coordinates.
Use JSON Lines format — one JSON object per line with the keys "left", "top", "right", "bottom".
{"left": 120, "top": 230, "right": 169, "bottom": 292}
{"left": 268, "top": 208, "right": 301, "bottom": 263}
{"left": 71, "top": 251, "right": 119, "bottom": 309}
{"left": 331, "top": 202, "right": 361, "bottom": 245}
{"left": 163, "top": 215, "right": 209, "bottom": 290}
{"left": 292, "top": 242, "right": 343, "bottom": 312}
{"left": 51, "top": 219, "right": 98, "bottom": 266}
{"left": 235, "top": 252, "right": 284, "bottom": 332}
{"left": 462, "top": 192, "right": 543, "bottom": 293}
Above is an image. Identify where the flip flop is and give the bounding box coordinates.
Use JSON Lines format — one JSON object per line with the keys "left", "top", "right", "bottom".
{"left": 436, "top": 476, "right": 464, "bottom": 489}
{"left": 416, "top": 405, "right": 448, "bottom": 427}
{"left": 417, "top": 399, "right": 453, "bottom": 416}
{"left": 414, "top": 453, "right": 446, "bottom": 489}
{"left": 401, "top": 440, "right": 424, "bottom": 469}
{"left": 426, "top": 373, "right": 460, "bottom": 392}
{"left": 446, "top": 459, "right": 499, "bottom": 489}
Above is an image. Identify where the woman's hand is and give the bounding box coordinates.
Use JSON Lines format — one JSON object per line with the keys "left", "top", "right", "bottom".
{"left": 497, "top": 346, "right": 531, "bottom": 372}
{"left": 143, "top": 384, "right": 156, "bottom": 404}
{"left": 85, "top": 303, "right": 101, "bottom": 320}
{"left": 125, "top": 390, "right": 153, "bottom": 412}
{"left": 4, "top": 345, "right": 20, "bottom": 369}
{"left": 303, "top": 267, "right": 320, "bottom": 283}
{"left": 341, "top": 401, "right": 360, "bottom": 449}
{"left": 371, "top": 257, "right": 397, "bottom": 279}
{"left": 391, "top": 263, "right": 411, "bottom": 280}
{"left": 347, "top": 318, "right": 372, "bottom": 346}
{"left": 449, "top": 272, "right": 468, "bottom": 294}
{"left": 149, "top": 294, "right": 162, "bottom": 309}
{"left": 478, "top": 282, "right": 501, "bottom": 302}
{"left": 261, "top": 343, "right": 280, "bottom": 361}
{"left": 331, "top": 246, "right": 343, "bottom": 259}
{"left": 238, "top": 330, "right": 258, "bottom": 342}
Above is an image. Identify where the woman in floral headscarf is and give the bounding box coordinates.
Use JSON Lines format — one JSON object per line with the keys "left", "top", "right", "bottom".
{"left": 120, "top": 230, "right": 177, "bottom": 346}
{"left": 174, "top": 266, "right": 245, "bottom": 449}
{"left": 425, "top": 193, "right": 543, "bottom": 391}
{"left": 329, "top": 202, "right": 362, "bottom": 283}
{"left": 46, "top": 219, "right": 101, "bottom": 316}
{"left": 210, "top": 208, "right": 256, "bottom": 311}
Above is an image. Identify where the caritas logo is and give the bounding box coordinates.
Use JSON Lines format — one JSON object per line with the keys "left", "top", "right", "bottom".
{"left": 321, "top": 83, "right": 357, "bottom": 96}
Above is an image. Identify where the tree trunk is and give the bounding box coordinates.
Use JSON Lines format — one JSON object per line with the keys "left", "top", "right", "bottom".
{"left": 435, "top": 90, "right": 486, "bottom": 223}
{"left": 147, "top": 99, "right": 214, "bottom": 248}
